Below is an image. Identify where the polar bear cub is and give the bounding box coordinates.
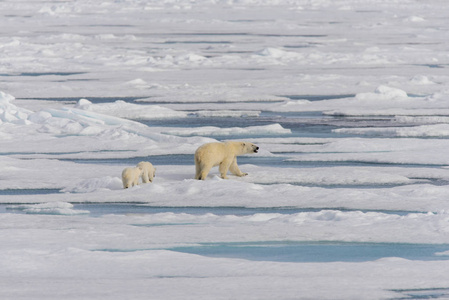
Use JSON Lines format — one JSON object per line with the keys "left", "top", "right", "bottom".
{"left": 122, "top": 166, "right": 144, "bottom": 189}
{"left": 137, "top": 161, "right": 156, "bottom": 183}
{"left": 195, "top": 141, "right": 259, "bottom": 180}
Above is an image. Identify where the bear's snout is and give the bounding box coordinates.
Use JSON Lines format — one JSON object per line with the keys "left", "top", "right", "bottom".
{"left": 254, "top": 146, "right": 259, "bottom": 153}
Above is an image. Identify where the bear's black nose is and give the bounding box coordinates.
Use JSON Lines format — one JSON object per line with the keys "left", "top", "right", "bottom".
{"left": 256, "top": 147, "right": 259, "bottom": 150}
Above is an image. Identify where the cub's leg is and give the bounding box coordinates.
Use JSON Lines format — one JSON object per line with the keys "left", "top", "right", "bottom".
{"left": 148, "top": 171, "right": 155, "bottom": 182}
{"left": 123, "top": 179, "right": 131, "bottom": 189}
{"left": 141, "top": 172, "right": 150, "bottom": 183}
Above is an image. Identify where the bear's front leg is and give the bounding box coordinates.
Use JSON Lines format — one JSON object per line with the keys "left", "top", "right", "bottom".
{"left": 229, "top": 157, "right": 247, "bottom": 177}
{"left": 219, "top": 160, "right": 233, "bottom": 179}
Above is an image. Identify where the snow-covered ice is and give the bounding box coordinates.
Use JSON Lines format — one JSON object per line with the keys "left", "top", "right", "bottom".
{"left": 2, "top": 0, "right": 449, "bottom": 299}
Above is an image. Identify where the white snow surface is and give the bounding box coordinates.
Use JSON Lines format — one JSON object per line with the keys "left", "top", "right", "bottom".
{"left": 2, "top": 0, "right": 449, "bottom": 299}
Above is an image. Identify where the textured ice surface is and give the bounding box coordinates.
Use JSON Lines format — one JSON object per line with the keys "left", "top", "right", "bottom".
{"left": 2, "top": 0, "right": 449, "bottom": 299}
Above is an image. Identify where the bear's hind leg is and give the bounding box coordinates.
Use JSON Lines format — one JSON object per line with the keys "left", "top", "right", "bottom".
{"left": 198, "top": 163, "right": 213, "bottom": 180}
{"left": 195, "top": 162, "right": 201, "bottom": 180}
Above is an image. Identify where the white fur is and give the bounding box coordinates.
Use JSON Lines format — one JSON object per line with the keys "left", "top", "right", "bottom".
{"left": 122, "top": 166, "right": 143, "bottom": 189}
{"left": 194, "top": 141, "right": 259, "bottom": 180}
{"left": 137, "top": 161, "right": 156, "bottom": 183}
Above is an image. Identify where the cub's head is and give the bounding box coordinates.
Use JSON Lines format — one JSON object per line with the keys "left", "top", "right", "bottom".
{"left": 242, "top": 142, "right": 259, "bottom": 154}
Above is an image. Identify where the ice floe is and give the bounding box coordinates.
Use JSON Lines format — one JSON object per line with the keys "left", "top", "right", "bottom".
{"left": 2, "top": 0, "right": 449, "bottom": 299}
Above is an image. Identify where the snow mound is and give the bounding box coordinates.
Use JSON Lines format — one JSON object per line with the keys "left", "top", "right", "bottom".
{"left": 162, "top": 123, "right": 291, "bottom": 137}
{"left": 255, "top": 47, "right": 291, "bottom": 58}
{"left": 356, "top": 85, "right": 408, "bottom": 101}
{"left": 410, "top": 75, "right": 435, "bottom": 85}
{"left": 62, "top": 176, "right": 123, "bottom": 193}
{"left": 0, "top": 91, "right": 32, "bottom": 124}
{"left": 75, "top": 99, "right": 187, "bottom": 120}
{"left": 405, "top": 16, "right": 425, "bottom": 22}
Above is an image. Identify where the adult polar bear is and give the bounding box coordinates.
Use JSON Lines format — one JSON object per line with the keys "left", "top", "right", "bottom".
{"left": 195, "top": 141, "right": 259, "bottom": 180}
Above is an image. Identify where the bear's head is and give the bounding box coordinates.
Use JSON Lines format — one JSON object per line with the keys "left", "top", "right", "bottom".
{"left": 242, "top": 142, "right": 259, "bottom": 154}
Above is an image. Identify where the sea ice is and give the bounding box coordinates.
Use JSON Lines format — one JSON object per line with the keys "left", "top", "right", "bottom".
{"left": 1, "top": 0, "right": 449, "bottom": 299}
